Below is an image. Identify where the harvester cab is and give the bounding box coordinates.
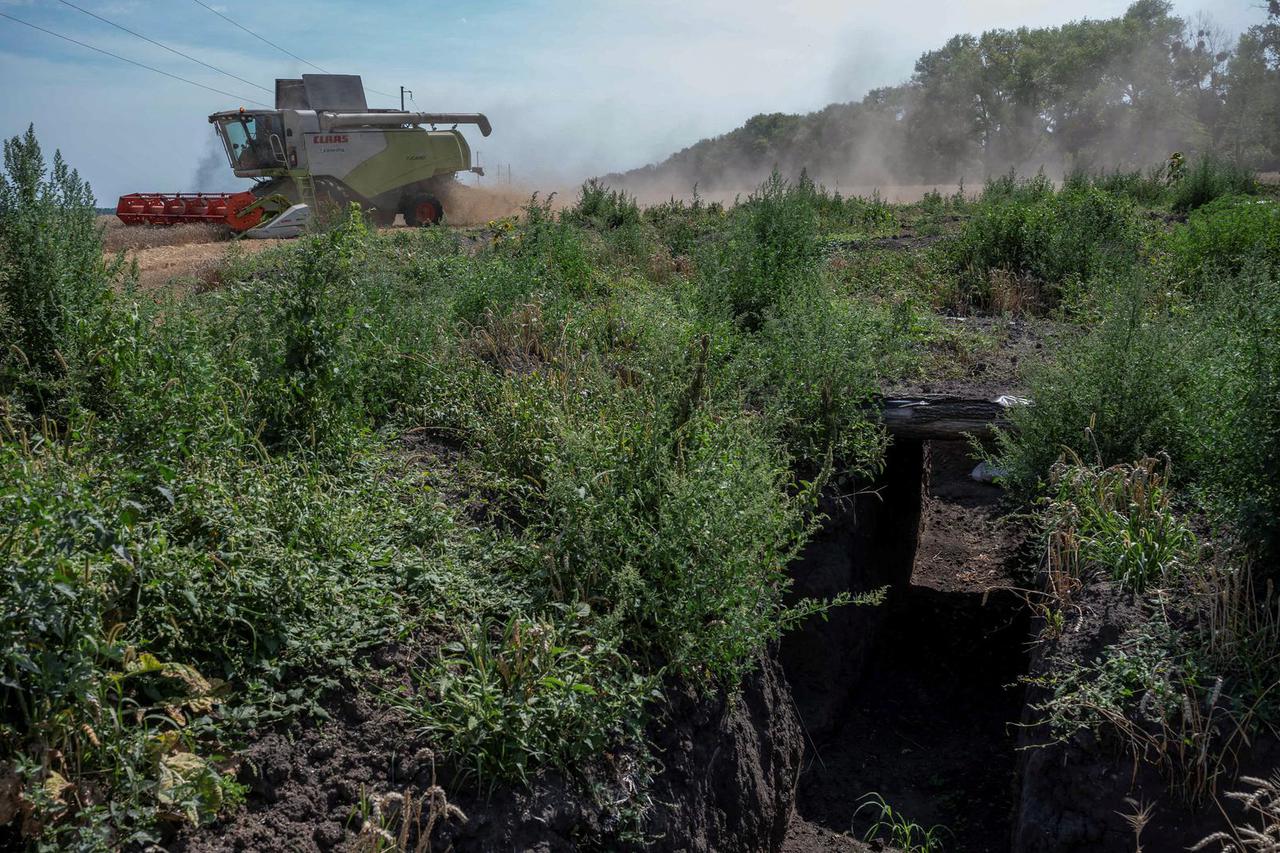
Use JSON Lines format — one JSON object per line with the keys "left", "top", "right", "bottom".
{"left": 117, "top": 74, "right": 491, "bottom": 238}
{"left": 211, "top": 111, "right": 287, "bottom": 174}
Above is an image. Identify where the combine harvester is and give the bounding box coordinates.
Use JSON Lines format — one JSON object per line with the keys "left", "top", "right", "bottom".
{"left": 116, "top": 74, "right": 491, "bottom": 238}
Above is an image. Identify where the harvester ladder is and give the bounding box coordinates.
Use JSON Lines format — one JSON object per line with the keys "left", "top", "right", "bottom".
{"left": 293, "top": 173, "right": 318, "bottom": 211}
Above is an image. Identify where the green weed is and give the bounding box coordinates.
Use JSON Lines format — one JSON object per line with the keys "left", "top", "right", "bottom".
{"left": 1170, "top": 157, "right": 1259, "bottom": 214}
{"left": 946, "top": 174, "right": 1142, "bottom": 309}
{"left": 854, "top": 792, "right": 950, "bottom": 852}
{"left": 1165, "top": 196, "right": 1280, "bottom": 285}
{"left": 0, "top": 125, "right": 122, "bottom": 418}
{"left": 1045, "top": 456, "right": 1197, "bottom": 593}
{"left": 394, "top": 611, "right": 651, "bottom": 784}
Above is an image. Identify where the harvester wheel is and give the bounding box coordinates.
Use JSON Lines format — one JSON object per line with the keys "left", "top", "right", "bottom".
{"left": 406, "top": 195, "right": 443, "bottom": 227}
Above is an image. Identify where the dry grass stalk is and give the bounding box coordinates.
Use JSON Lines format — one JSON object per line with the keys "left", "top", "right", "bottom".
{"left": 1192, "top": 772, "right": 1280, "bottom": 852}
{"left": 352, "top": 780, "right": 467, "bottom": 853}
{"left": 468, "top": 303, "right": 549, "bottom": 375}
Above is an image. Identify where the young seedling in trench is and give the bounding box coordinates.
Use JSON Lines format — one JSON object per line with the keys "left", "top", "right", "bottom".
{"left": 854, "top": 791, "right": 951, "bottom": 853}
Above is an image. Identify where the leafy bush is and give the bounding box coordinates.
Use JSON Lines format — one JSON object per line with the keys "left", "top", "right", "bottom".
{"left": 463, "top": 324, "right": 840, "bottom": 683}
{"left": 998, "top": 264, "right": 1280, "bottom": 577}
{"left": 701, "top": 171, "right": 822, "bottom": 327}
{"left": 736, "top": 293, "right": 886, "bottom": 473}
{"left": 0, "top": 125, "right": 117, "bottom": 415}
{"left": 399, "top": 612, "right": 649, "bottom": 782}
{"left": 567, "top": 179, "right": 641, "bottom": 230}
{"left": 643, "top": 187, "right": 725, "bottom": 258}
{"left": 1065, "top": 165, "right": 1169, "bottom": 206}
{"left": 994, "top": 276, "right": 1187, "bottom": 496}
{"left": 1166, "top": 196, "right": 1280, "bottom": 284}
{"left": 508, "top": 194, "right": 595, "bottom": 298}
{"left": 947, "top": 176, "right": 1142, "bottom": 308}
{"left": 1170, "top": 156, "right": 1258, "bottom": 214}
{"left": 1177, "top": 270, "right": 1280, "bottom": 570}
{"left": 236, "top": 209, "right": 373, "bottom": 445}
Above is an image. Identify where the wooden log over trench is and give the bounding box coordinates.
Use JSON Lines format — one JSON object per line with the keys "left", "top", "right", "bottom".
{"left": 875, "top": 394, "right": 1028, "bottom": 441}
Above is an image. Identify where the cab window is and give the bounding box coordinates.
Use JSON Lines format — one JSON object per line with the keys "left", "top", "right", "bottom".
{"left": 216, "top": 114, "right": 284, "bottom": 170}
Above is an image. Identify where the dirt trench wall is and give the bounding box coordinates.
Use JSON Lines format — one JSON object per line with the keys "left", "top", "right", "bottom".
{"left": 640, "top": 648, "right": 804, "bottom": 852}
{"left": 1010, "top": 581, "right": 1278, "bottom": 852}
{"left": 780, "top": 439, "right": 927, "bottom": 736}
{"left": 1011, "top": 583, "right": 1156, "bottom": 852}
{"left": 176, "top": 650, "right": 803, "bottom": 853}
{"left": 177, "top": 443, "right": 932, "bottom": 853}
{"left": 433, "top": 650, "right": 805, "bottom": 852}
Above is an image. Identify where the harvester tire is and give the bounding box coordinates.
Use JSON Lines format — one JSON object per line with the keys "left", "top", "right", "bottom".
{"left": 406, "top": 195, "right": 443, "bottom": 227}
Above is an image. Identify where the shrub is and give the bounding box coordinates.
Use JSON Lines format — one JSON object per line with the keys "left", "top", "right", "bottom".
{"left": 467, "top": 352, "right": 833, "bottom": 683}
{"left": 998, "top": 264, "right": 1280, "bottom": 579}
{"left": 994, "top": 276, "right": 1187, "bottom": 497}
{"left": 398, "top": 611, "right": 649, "bottom": 783}
{"left": 237, "top": 209, "right": 372, "bottom": 446}
{"left": 0, "top": 125, "right": 116, "bottom": 415}
{"left": 643, "top": 187, "right": 725, "bottom": 258}
{"left": 1065, "top": 165, "right": 1169, "bottom": 206}
{"left": 1178, "top": 270, "right": 1280, "bottom": 572}
{"left": 509, "top": 194, "right": 594, "bottom": 298}
{"left": 567, "top": 179, "right": 641, "bottom": 230}
{"left": 736, "top": 293, "right": 886, "bottom": 473}
{"left": 1170, "top": 156, "right": 1258, "bottom": 214}
{"left": 1166, "top": 196, "right": 1280, "bottom": 284}
{"left": 702, "top": 171, "right": 822, "bottom": 327}
{"left": 947, "top": 177, "right": 1141, "bottom": 308}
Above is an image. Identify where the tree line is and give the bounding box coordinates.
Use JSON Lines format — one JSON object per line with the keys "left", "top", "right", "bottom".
{"left": 612, "top": 1, "right": 1280, "bottom": 190}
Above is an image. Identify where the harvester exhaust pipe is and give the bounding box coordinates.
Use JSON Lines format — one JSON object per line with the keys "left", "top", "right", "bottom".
{"left": 324, "top": 112, "right": 492, "bottom": 137}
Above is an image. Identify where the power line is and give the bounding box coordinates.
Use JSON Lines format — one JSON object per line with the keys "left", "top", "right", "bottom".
{"left": 0, "top": 11, "right": 271, "bottom": 107}
{"left": 188, "top": 0, "right": 328, "bottom": 73}
{"left": 56, "top": 0, "right": 272, "bottom": 94}
{"left": 185, "top": 0, "right": 397, "bottom": 101}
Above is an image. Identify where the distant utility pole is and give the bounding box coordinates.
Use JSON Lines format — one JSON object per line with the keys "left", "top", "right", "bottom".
{"left": 400, "top": 86, "right": 412, "bottom": 111}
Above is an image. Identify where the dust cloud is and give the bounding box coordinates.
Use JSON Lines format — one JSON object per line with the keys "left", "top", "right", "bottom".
{"left": 595, "top": 5, "right": 1273, "bottom": 204}
{"left": 439, "top": 182, "right": 573, "bottom": 226}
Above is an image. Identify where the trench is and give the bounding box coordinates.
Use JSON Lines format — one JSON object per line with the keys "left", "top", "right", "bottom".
{"left": 781, "top": 440, "right": 1032, "bottom": 852}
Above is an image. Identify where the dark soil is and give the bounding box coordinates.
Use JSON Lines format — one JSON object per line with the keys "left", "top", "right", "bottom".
{"left": 1014, "top": 577, "right": 1280, "bottom": 852}
{"left": 172, "top": 642, "right": 802, "bottom": 853}
{"left": 784, "top": 441, "right": 1031, "bottom": 852}
{"left": 913, "top": 441, "right": 1025, "bottom": 594}
{"left": 887, "top": 316, "right": 1054, "bottom": 401}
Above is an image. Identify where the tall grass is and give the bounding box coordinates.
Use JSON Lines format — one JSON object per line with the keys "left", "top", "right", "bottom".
{"left": 0, "top": 132, "right": 904, "bottom": 847}
{"left": 945, "top": 173, "right": 1143, "bottom": 310}
{"left": 997, "top": 267, "right": 1280, "bottom": 576}
{"left": 0, "top": 125, "right": 119, "bottom": 417}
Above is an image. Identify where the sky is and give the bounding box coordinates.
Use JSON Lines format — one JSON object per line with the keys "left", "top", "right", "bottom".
{"left": 0, "top": 0, "right": 1269, "bottom": 203}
